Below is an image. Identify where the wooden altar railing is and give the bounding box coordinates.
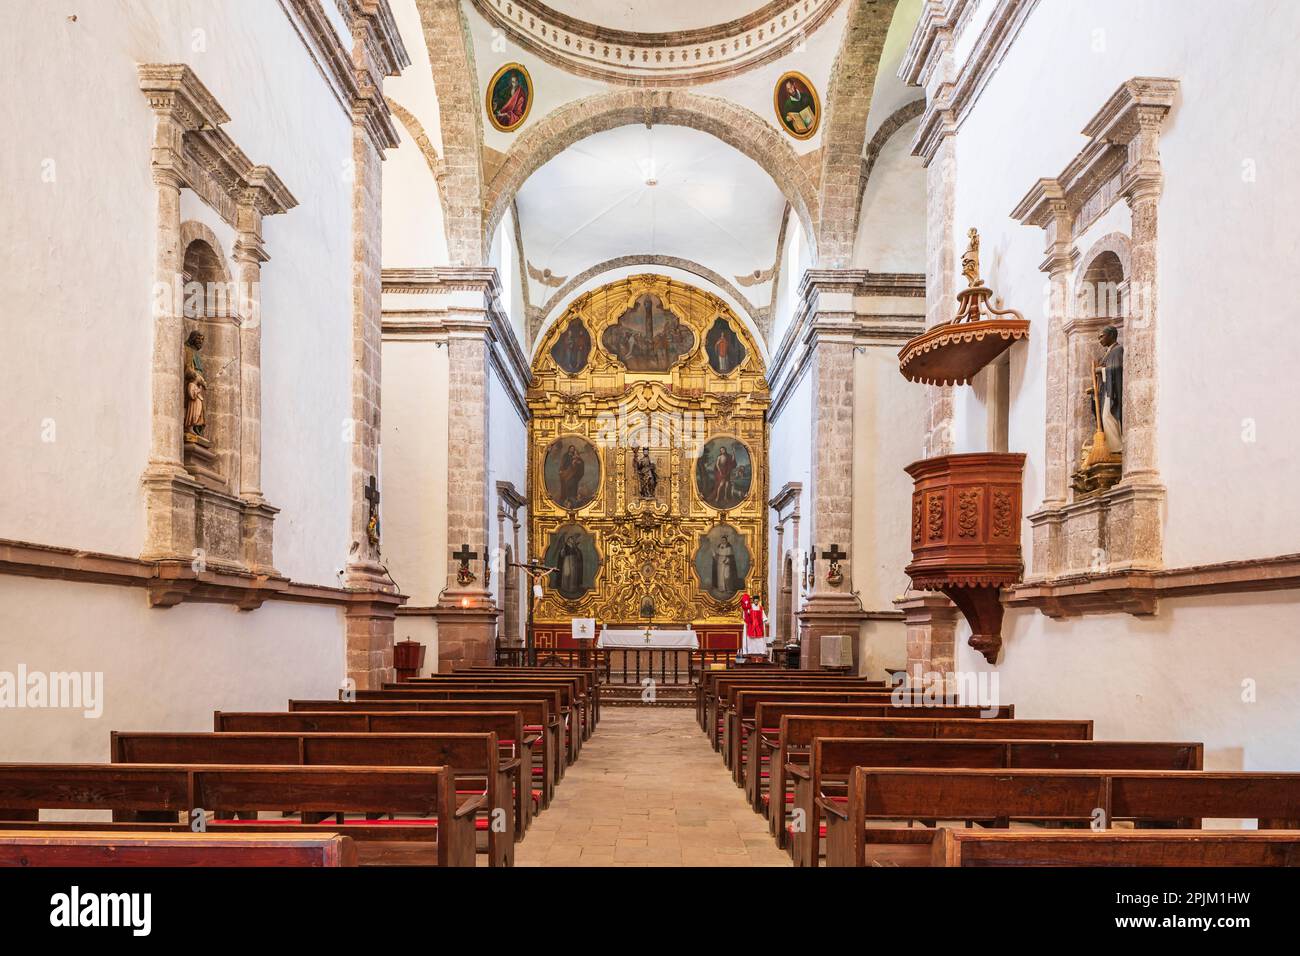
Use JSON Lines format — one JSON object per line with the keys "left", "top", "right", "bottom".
{"left": 494, "top": 647, "right": 739, "bottom": 684}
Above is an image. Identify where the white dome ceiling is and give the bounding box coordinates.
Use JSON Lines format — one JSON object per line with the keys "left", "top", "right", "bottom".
{"left": 539, "top": 1, "right": 769, "bottom": 32}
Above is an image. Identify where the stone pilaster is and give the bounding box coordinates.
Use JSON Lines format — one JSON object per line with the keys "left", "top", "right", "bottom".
{"left": 342, "top": 2, "right": 410, "bottom": 686}
{"left": 894, "top": 593, "right": 959, "bottom": 691}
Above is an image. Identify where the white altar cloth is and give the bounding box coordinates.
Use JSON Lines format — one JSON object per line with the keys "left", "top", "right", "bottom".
{"left": 597, "top": 628, "right": 699, "bottom": 649}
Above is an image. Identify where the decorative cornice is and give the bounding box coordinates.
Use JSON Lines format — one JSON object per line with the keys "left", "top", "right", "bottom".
{"left": 138, "top": 65, "right": 299, "bottom": 230}
{"left": 901, "top": 0, "right": 1040, "bottom": 165}
{"left": 769, "top": 480, "right": 804, "bottom": 517}
{"left": 1005, "top": 552, "right": 1300, "bottom": 619}
{"left": 0, "top": 538, "right": 406, "bottom": 613}
{"left": 468, "top": 0, "right": 843, "bottom": 87}
{"left": 381, "top": 267, "right": 532, "bottom": 422}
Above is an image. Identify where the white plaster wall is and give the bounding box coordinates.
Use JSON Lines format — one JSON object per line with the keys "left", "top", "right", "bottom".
{"left": 487, "top": 364, "right": 528, "bottom": 575}
{"left": 382, "top": 121, "right": 450, "bottom": 267}
{"left": 934, "top": 0, "right": 1300, "bottom": 772}
{"left": 0, "top": 576, "right": 344, "bottom": 762}
{"left": 768, "top": 369, "right": 814, "bottom": 608}
{"left": 0, "top": 1, "right": 355, "bottom": 589}
{"left": 853, "top": 118, "right": 927, "bottom": 271}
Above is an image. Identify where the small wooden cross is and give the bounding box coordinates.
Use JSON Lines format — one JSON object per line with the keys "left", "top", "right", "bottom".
{"left": 364, "top": 475, "right": 381, "bottom": 510}
{"left": 452, "top": 543, "right": 478, "bottom": 564}
{"left": 453, "top": 543, "right": 479, "bottom": 586}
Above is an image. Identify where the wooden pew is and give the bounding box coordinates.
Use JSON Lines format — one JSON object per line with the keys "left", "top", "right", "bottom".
{"left": 0, "top": 830, "right": 357, "bottom": 867}
{"left": 694, "top": 669, "right": 861, "bottom": 727}
{"left": 0, "top": 764, "right": 478, "bottom": 866}
{"left": 356, "top": 685, "right": 578, "bottom": 763}
{"left": 396, "top": 675, "right": 594, "bottom": 742}
{"left": 791, "top": 737, "right": 1202, "bottom": 867}
{"left": 931, "top": 828, "right": 1300, "bottom": 866}
{"left": 710, "top": 678, "right": 888, "bottom": 755}
{"left": 444, "top": 667, "right": 602, "bottom": 732}
{"left": 110, "top": 731, "right": 517, "bottom": 866}
{"left": 214, "top": 709, "right": 544, "bottom": 823}
{"left": 725, "top": 690, "right": 1014, "bottom": 775}
{"left": 751, "top": 711, "right": 1095, "bottom": 831}
{"left": 821, "top": 768, "right": 1300, "bottom": 867}
{"left": 289, "top": 697, "right": 564, "bottom": 796}
{"left": 701, "top": 674, "right": 886, "bottom": 740}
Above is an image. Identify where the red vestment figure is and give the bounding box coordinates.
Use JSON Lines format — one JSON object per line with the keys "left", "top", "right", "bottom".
{"left": 739, "top": 593, "right": 767, "bottom": 656}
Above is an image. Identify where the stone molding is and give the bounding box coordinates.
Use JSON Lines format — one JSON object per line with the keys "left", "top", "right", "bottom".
{"left": 767, "top": 269, "right": 924, "bottom": 421}
{"left": 468, "top": 0, "right": 844, "bottom": 86}
{"left": 381, "top": 267, "right": 531, "bottom": 422}
{"left": 1005, "top": 552, "right": 1300, "bottom": 619}
{"left": 277, "top": 0, "right": 408, "bottom": 151}
{"left": 0, "top": 537, "right": 406, "bottom": 614}
{"left": 900, "top": 0, "right": 1040, "bottom": 165}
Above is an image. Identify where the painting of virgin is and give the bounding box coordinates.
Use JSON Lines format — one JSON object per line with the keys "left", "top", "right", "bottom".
{"left": 774, "top": 71, "right": 820, "bottom": 140}
{"left": 694, "top": 436, "right": 753, "bottom": 510}
{"left": 486, "top": 63, "right": 533, "bottom": 132}
{"left": 705, "top": 317, "right": 747, "bottom": 375}
{"left": 600, "top": 293, "right": 695, "bottom": 372}
{"left": 550, "top": 318, "right": 591, "bottom": 375}
{"left": 543, "top": 436, "right": 601, "bottom": 510}
{"left": 542, "top": 524, "right": 600, "bottom": 600}
{"left": 693, "top": 525, "right": 751, "bottom": 603}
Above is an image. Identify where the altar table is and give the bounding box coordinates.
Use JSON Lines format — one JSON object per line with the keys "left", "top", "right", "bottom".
{"left": 596, "top": 628, "right": 699, "bottom": 649}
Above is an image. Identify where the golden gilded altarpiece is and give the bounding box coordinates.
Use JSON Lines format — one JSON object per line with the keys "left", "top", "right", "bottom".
{"left": 528, "top": 275, "right": 769, "bottom": 628}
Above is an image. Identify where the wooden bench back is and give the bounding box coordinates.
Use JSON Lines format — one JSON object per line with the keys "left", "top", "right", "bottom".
{"left": 737, "top": 690, "right": 1012, "bottom": 720}
{"left": 0, "top": 830, "right": 357, "bottom": 867}
{"left": 214, "top": 710, "right": 526, "bottom": 743}
{"left": 931, "top": 828, "right": 1300, "bottom": 867}
{"left": 775, "top": 713, "right": 1094, "bottom": 742}
{"left": 723, "top": 679, "right": 887, "bottom": 712}
{"left": 351, "top": 687, "right": 565, "bottom": 717}
{"left": 289, "top": 698, "right": 553, "bottom": 727}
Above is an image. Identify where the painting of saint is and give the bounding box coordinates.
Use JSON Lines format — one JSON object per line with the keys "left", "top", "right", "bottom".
{"left": 543, "top": 436, "right": 601, "bottom": 510}
{"left": 542, "top": 524, "right": 600, "bottom": 600}
{"left": 550, "top": 318, "right": 591, "bottom": 375}
{"left": 705, "top": 317, "right": 747, "bottom": 375}
{"left": 600, "top": 293, "right": 695, "bottom": 372}
{"left": 486, "top": 64, "right": 533, "bottom": 133}
{"left": 694, "top": 436, "right": 753, "bottom": 510}
{"left": 694, "top": 525, "right": 751, "bottom": 604}
{"left": 774, "top": 71, "right": 820, "bottom": 140}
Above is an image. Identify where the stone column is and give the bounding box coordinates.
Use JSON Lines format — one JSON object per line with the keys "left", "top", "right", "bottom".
{"left": 796, "top": 273, "right": 870, "bottom": 669}
{"left": 433, "top": 279, "right": 501, "bottom": 670}
{"left": 894, "top": 593, "right": 959, "bottom": 693}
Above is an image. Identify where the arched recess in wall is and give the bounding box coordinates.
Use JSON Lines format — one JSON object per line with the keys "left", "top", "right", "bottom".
{"left": 482, "top": 90, "right": 821, "bottom": 267}
{"left": 178, "top": 221, "right": 237, "bottom": 491}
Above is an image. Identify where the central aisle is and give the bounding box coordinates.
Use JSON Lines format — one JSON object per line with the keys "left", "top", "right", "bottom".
{"left": 516, "top": 707, "right": 793, "bottom": 867}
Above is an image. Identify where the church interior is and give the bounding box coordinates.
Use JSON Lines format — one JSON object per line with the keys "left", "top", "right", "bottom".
{"left": 2, "top": 0, "right": 1299, "bottom": 891}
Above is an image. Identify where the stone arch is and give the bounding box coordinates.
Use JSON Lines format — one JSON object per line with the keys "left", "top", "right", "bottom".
{"left": 482, "top": 89, "right": 821, "bottom": 265}
{"left": 530, "top": 258, "right": 770, "bottom": 365}
{"left": 1074, "top": 231, "right": 1134, "bottom": 318}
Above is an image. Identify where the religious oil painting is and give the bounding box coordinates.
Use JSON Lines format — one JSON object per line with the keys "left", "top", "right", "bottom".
{"left": 550, "top": 317, "right": 592, "bottom": 375}
{"left": 600, "top": 293, "right": 696, "bottom": 372}
{"left": 774, "top": 71, "right": 820, "bottom": 140}
{"left": 704, "top": 317, "right": 747, "bottom": 375}
{"left": 543, "top": 524, "right": 600, "bottom": 601}
{"left": 543, "top": 435, "right": 602, "bottom": 510}
{"left": 694, "top": 436, "right": 753, "bottom": 510}
{"left": 694, "top": 524, "right": 751, "bottom": 604}
{"left": 486, "top": 63, "right": 533, "bottom": 132}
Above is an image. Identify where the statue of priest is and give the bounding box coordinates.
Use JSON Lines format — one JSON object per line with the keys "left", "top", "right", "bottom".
{"left": 739, "top": 593, "right": 768, "bottom": 657}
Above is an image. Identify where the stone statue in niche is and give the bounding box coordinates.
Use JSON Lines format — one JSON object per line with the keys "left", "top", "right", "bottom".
{"left": 1073, "top": 325, "right": 1124, "bottom": 497}
{"left": 183, "top": 330, "right": 208, "bottom": 443}
{"left": 633, "top": 446, "right": 658, "bottom": 499}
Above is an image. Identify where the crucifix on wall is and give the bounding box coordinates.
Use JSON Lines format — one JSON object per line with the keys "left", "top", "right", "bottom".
{"left": 364, "top": 475, "right": 381, "bottom": 549}
{"left": 822, "top": 543, "right": 847, "bottom": 587}
{"left": 452, "top": 543, "right": 478, "bottom": 586}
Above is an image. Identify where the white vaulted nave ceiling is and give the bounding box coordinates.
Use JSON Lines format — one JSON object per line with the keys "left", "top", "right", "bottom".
{"left": 514, "top": 123, "right": 787, "bottom": 302}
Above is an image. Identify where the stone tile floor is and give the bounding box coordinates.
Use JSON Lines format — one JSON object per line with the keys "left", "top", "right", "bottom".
{"left": 515, "top": 706, "right": 792, "bottom": 867}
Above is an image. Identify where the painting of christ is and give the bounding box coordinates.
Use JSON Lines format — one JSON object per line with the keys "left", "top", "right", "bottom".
{"left": 487, "top": 64, "right": 533, "bottom": 132}
{"left": 693, "top": 524, "right": 751, "bottom": 604}
{"left": 694, "top": 436, "right": 753, "bottom": 510}
{"left": 600, "top": 293, "right": 695, "bottom": 372}
{"left": 543, "top": 436, "right": 601, "bottom": 510}
{"left": 542, "top": 524, "right": 600, "bottom": 600}
{"left": 705, "top": 317, "right": 746, "bottom": 375}
{"left": 550, "top": 318, "right": 591, "bottom": 375}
